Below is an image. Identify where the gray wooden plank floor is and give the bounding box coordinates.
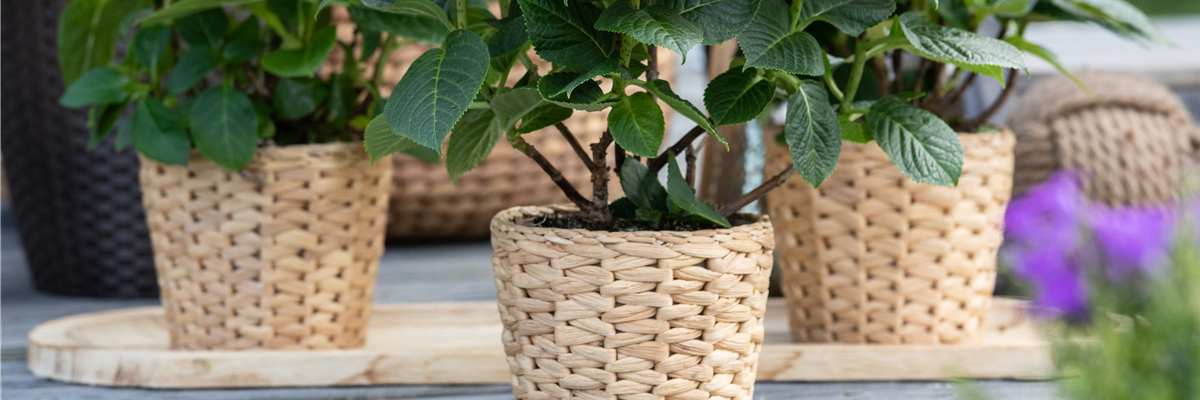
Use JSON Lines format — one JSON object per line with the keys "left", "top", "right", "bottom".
{"left": 0, "top": 210, "right": 1063, "bottom": 399}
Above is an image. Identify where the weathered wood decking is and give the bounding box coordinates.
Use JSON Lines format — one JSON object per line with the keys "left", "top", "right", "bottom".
{"left": 0, "top": 212, "right": 1063, "bottom": 399}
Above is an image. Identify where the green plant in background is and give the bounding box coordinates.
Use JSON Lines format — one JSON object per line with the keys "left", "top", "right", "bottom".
{"left": 358, "top": 0, "right": 1166, "bottom": 230}
{"left": 55, "top": 0, "right": 443, "bottom": 170}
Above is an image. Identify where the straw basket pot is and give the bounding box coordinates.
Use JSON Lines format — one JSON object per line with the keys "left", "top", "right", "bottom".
{"left": 139, "top": 143, "right": 392, "bottom": 350}
{"left": 489, "top": 205, "right": 775, "bottom": 399}
{"left": 765, "top": 131, "right": 1015, "bottom": 344}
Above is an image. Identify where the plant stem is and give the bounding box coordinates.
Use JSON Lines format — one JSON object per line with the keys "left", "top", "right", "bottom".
{"left": 822, "top": 52, "right": 845, "bottom": 100}
{"left": 372, "top": 34, "right": 394, "bottom": 90}
{"left": 685, "top": 144, "right": 696, "bottom": 187}
{"left": 891, "top": 49, "right": 903, "bottom": 94}
{"left": 873, "top": 54, "right": 889, "bottom": 97}
{"left": 556, "top": 123, "right": 597, "bottom": 170}
{"left": 614, "top": 145, "right": 627, "bottom": 174}
{"left": 841, "top": 38, "right": 867, "bottom": 112}
{"left": 590, "top": 130, "right": 614, "bottom": 223}
{"left": 718, "top": 167, "right": 794, "bottom": 217}
{"left": 514, "top": 138, "right": 592, "bottom": 210}
{"left": 790, "top": 0, "right": 803, "bottom": 31}
{"left": 618, "top": 35, "right": 636, "bottom": 68}
{"left": 963, "top": 68, "right": 1019, "bottom": 130}
{"left": 455, "top": 0, "right": 468, "bottom": 30}
{"left": 911, "top": 58, "right": 931, "bottom": 99}
{"left": 647, "top": 45, "right": 659, "bottom": 81}
{"left": 648, "top": 125, "right": 706, "bottom": 173}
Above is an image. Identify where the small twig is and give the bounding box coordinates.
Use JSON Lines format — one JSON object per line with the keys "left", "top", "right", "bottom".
{"left": 891, "top": 50, "right": 904, "bottom": 93}
{"left": 590, "top": 130, "right": 614, "bottom": 222}
{"left": 937, "top": 71, "right": 978, "bottom": 114}
{"left": 244, "top": 65, "right": 270, "bottom": 97}
{"left": 556, "top": 123, "right": 597, "bottom": 170}
{"left": 648, "top": 125, "right": 707, "bottom": 173}
{"left": 911, "top": 58, "right": 932, "bottom": 99}
{"left": 515, "top": 139, "right": 591, "bottom": 210}
{"left": 717, "top": 167, "right": 795, "bottom": 217}
{"left": 647, "top": 45, "right": 659, "bottom": 82}
{"left": 614, "top": 145, "right": 627, "bottom": 174}
{"left": 685, "top": 144, "right": 696, "bottom": 187}
{"left": 922, "top": 62, "right": 948, "bottom": 109}
{"left": 872, "top": 55, "right": 890, "bottom": 97}
{"left": 963, "top": 68, "right": 1020, "bottom": 130}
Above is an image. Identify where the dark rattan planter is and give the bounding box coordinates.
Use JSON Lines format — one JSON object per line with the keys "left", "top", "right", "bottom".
{"left": 1, "top": 0, "right": 157, "bottom": 297}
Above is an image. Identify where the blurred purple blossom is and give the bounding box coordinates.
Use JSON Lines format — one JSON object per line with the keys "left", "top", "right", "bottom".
{"left": 1001, "top": 171, "right": 1188, "bottom": 318}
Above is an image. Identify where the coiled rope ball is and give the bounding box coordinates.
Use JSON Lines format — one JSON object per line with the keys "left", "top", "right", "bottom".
{"left": 1008, "top": 71, "right": 1200, "bottom": 206}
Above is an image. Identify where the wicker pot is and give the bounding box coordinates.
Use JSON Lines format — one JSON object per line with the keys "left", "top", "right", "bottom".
{"left": 489, "top": 205, "right": 774, "bottom": 399}
{"left": 0, "top": 0, "right": 158, "bottom": 297}
{"left": 765, "top": 131, "right": 1015, "bottom": 344}
{"left": 139, "top": 143, "right": 392, "bottom": 350}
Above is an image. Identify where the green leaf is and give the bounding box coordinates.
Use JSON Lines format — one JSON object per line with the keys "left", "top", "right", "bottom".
{"left": 133, "top": 99, "right": 192, "bottom": 166}
{"left": 489, "top": 15, "right": 529, "bottom": 57}
{"left": 784, "top": 80, "right": 841, "bottom": 186}
{"left": 365, "top": 0, "right": 455, "bottom": 32}
{"left": 317, "top": 0, "right": 336, "bottom": 14}
{"left": 703, "top": 68, "right": 774, "bottom": 126}
{"left": 349, "top": 4, "right": 449, "bottom": 43}
{"left": 385, "top": 29, "right": 490, "bottom": 152}
{"left": 361, "top": 30, "right": 383, "bottom": 61}
{"left": 936, "top": 0, "right": 970, "bottom": 29}
{"left": 176, "top": 9, "right": 228, "bottom": 48}
{"left": 59, "top": 66, "right": 130, "bottom": 108}
{"left": 114, "top": 119, "right": 134, "bottom": 152}
{"left": 974, "top": 0, "right": 1034, "bottom": 17}
{"left": 57, "top": 0, "right": 140, "bottom": 85}
{"left": 1004, "top": 35, "right": 1089, "bottom": 93}
{"left": 595, "top": 3, "right": 702, "bottom": 60}
{"left": 223, "top": 39, "right": 267, "bottom": 63}
{"left": 273, "top": 78, "right": 329, "bottom": 120}
{"left": 544, "top": 80, "right": 615, "bottom": 111}
{"left": 656, "top": 0, "right": 761, "bottom": 45}
{"left": 839, "top": 115, "right": 871, "bottom": 143}
{"left": 139, "top": 0, "right": 266, "bottom": 25}
{"left": 365, "top": 114, "right": 441, "bottom": 164}
{"left": 262, "top": 26, "right": 339, "bottom": 77}
{"left": 492, "top": 87, "right": 547, "bottom": 124}
{"left": 516, "top": 105, "right": 574, "bottom": 134}
{"left": 537, "top": 59, "right": 620, "bottom": 99}
{"left": 132, "top": 26, "right": 172, "bottom": 72}
{"left": 518, "top": 0, "right": 615, "bottom": 70}
{"left": 88, "top": 101, "right": 130, "bottom": 150}
{"left": 619, "top": 158, "right": 668, "bottom": 210}
{"left": 1052, "top": 0, "right": 1172, "bottom": 46}
{"left": 866, "top": 96, "right": 963, "bottom": 186}
{"left": 168, "top": 46, "right": 221, "bottom": 94}
{"left": 739, "top": 0, "right": 824, "bottom": 75}
{"left": 798, "top": 0, "right": 895, "bottom": 36}
{"left": 190, "top": 85, "right": 259, "bottom": 170}
{"left": 898, "top": 12, "right": 1026, "bottom": 84}
{"left": 446, "top": 109, "right": 504, "bottom": 182}
{"left": 608, "top": 92, "right": 665, "bottom": 158}
{"left": 643, "top": 79, "right": 722, "bottom": 146}
{"left": 666, "top": 155, "right": 730, "bottom": 227}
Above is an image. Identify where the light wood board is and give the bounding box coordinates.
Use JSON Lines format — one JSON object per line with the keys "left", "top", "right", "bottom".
{"left": 27, "top": 298, "right": 1053, "bottom": 388}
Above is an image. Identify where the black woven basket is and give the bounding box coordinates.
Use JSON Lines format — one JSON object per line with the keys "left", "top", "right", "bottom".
{"left": 1, "top": 0, "right": 158, "bottom": 297}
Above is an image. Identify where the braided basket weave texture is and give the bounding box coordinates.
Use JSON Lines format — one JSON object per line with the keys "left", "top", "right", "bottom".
{"left": 140, "top": 143, "right": 392, "bottom": 350}
{"left": 766, "top": 132, "right": 1015, "bottom": 344}
{"left": 490, "top": 206, "right": 774, "bottom": 400}
{"left": 1009, "top": 71, "right": 1198, "bottom": 205}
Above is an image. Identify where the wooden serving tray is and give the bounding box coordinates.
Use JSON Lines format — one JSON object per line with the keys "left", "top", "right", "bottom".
{"left": 27, "top": 299, "right": 1053, "bottom": 388}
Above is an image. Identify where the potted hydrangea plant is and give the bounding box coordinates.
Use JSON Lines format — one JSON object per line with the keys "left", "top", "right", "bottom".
{"left": 57, "top": 0, "right": 396, "bottom": 350}
{"left": 349, "top": 0, "right": 1135, "bottom": 394}
{"left": 760, "top": 0, "right": 1170, "bottom": 345}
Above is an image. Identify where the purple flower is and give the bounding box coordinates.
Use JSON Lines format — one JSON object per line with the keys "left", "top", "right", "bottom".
{"left": 1088, "top": 204, "right": 1175, "bottom": 280}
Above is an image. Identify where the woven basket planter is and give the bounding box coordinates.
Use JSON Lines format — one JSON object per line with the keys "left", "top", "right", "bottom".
{"left": 1009, "top": 71, "right": 1199, "bottom": 205}
{"left": 139, "top": 143, "right": 392, "bottom": 350}
{"left": 489, "top": 205, "right": 774, "bottom": 399}
{"left": 765, "top": 131, "right": 1015, "bottom": 345}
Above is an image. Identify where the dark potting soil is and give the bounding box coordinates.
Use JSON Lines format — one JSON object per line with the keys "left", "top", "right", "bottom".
{"left": 519, "top": 212, "right": 760, "bottom": 232}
